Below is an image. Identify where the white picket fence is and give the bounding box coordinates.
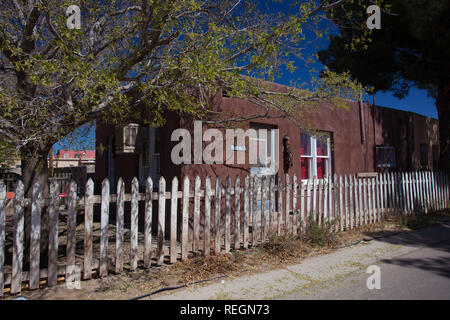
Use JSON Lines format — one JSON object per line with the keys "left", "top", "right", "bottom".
{"left": 0, "top": 171, "right": 449, "bottom": 295}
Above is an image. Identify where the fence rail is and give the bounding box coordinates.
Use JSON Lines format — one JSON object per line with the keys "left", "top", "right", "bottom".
{"left": 0, "top": 171, "right": 449, "bottom": 295}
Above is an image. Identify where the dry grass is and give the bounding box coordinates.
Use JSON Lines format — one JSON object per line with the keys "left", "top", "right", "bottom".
{"left": 171, "top": 253, "right": 243, "bottom": 284}
{"left": 260, "top": 231, "right": 311, "bottom": 263}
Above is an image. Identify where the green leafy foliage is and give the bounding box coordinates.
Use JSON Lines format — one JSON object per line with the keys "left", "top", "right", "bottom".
{"left": 0, "top": 0, "right": 366, "bottom": 180}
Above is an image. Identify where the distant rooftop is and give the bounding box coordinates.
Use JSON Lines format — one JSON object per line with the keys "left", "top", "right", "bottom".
{"left": 55, "top": 150, "right": 95, "bottom": 159}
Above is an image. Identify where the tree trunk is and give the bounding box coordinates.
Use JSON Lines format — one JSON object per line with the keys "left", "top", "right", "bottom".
{"left": 436, "top": 82, "right": 450, "bottom": 174}
{"left": 21, "top": 147, "right": 51, "bottom": 267}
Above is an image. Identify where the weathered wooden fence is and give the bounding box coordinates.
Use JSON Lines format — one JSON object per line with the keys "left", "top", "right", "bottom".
{"left": 0, "top": 171, "right": 449, "bottom": 295}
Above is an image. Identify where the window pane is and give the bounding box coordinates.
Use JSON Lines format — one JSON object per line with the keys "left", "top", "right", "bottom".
{"left": 316, "top": 158, "right": 326, "bottom": 179}
{"left": 316, "top": 137, "right": 328, "bottom": 156}
{"left": 301, "top": 157, "right": 310, "bottom": 179}
{"left": 376, "top": 146, "right": 396, "bottom": 168}
{"left": 300, "top": 132, "right": 311, "bottom": 156}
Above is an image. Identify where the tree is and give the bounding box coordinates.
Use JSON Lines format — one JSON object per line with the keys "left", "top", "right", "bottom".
{"left": 318, "top": 0, "right": 450, "bottom": 172}
{"left": 1, "top": 0, "right": 368, "bottom": 261}
{"left": 0, "top": 0, "right": 367, "bottom": 196}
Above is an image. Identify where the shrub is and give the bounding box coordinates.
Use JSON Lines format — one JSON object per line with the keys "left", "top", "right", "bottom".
{"left": 301, "top": 215, "right": 339, "bottom": 247}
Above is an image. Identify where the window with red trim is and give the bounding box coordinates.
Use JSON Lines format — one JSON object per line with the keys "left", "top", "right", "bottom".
{"left": 300, "top": 131, "right": 332, "bottom": 179}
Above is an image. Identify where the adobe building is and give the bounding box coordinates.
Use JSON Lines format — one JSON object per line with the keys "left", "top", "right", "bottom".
{"left": 94, "top": 86, "right": 440, "bottom": 194}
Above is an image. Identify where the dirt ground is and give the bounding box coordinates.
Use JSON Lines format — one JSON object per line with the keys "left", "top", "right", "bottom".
{"left": 3, "top": 209, "right": 450, "bottom": 300}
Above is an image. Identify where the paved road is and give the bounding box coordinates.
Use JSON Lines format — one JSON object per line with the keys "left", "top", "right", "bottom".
{"left": 155, "top": 221, "right": 450, "bottom": 300}
{"left": 280, "top": 236, "right": 450, "bottom": 299}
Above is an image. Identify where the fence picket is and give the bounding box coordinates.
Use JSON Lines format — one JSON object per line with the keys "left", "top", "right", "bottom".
{"left": 387, "top": 173, "right": 392, "bottom": 212}
{"left": 157, "top": 177, "right": 166, "bottom": 265}
{"left": 318, "top": 178, "right": 323, "bottom": 226}
{"left": 383, "top": 173, "right": 388, "bottom": 217}
{"left": 416, "top": 172, "right": 422, "bottom": 212}
{"left": 437, "top": 172, "right": 441, "bottom": 209}
{"left": 83, "top": 179, "right": 94, "bottom": 279}
{"left": 214, "top": 177, "right": 221, "bottom": 254}
{"left": 434, "top": 171, "right": 439, "bottom": 209}
{"left": 306, "top": 178, "right": 312, "bottom": 224}
{"left": 66, "top": 181, "right": 77, "bottom": 286}
{"left": 243, "top": 176, "right": 249, "bottom": 249}
{"left": 11, "top": 181, "right": 24, "bottom": 294}
{"left": 29, "top": 182, "right": 42, "bottom": 290}
{"left": 100, "top": 178, "right": 110, "bottom": 276}
{"left": 182, "top": 177, "right": 189, "bottom": 260}
{"left": 372, "top": 177, "right": 377, "bottom": 223}
{"left": 333, "top": 174, "right": 339, "bottom": 231}
{"left": 261, "top": 176, "right": 268, "bottom": 242}
{"left": 410, "top": 172, "right": 416, "bottom": 213}
{"left": 292, "top": 175, "right": 298, "bottom": 233}
{"left": 312, "top": 178, "right": 318, "bottom": 223}
{"left": 130, "top": 178, "right": 139, "bottom": 270}
{"left": 328, "top": 175, "right": 332, "bottom": 226}
{"left": 278, "top": 176, "right": 284, "bottom": 235}
{"left": 349, "top": 176, "right": 354, "bottom": 229}
{"left": 373, "top": 176, "right": 379, "bottom": 222}
{"left": 402, "top": 172, "right": 408, "bottom": 215}
{"left": 354, "top": 176, "right": 360, "bottom": 227}
{"left": 170, "top": 177, "right": 178, "bottom": 263}
{"left": 0, "top": 183, "right": 4, "bottom": 296}
{"left": 144, "top": 177, "right": 153, "bottom": 267}
{"left": 339, "top": 175, "right": 344, "bottom": 231}
{"left": 323, "top": 178, "right": 328, "bottom": 226}
{"left": 193, "top": 176, "right": 201, "bottom": 253}
{"left": 362, "top": 178, "right": 368, "bottom": 225}
{"left": 444, "top": 173, "right": 450, "bottom": 208}
{"left": 369, "top": 178, "right": 375, "bottom": 224}
{"left": 344, "top": 175, "right": 349, "bottom": 230}
{"left": 251, "top": 176, "right": 258, "bottom": 245}
{"left": 300, "top": 180, "right": 305, "bottom": 232}
{"left": 204, "top": 176, "right": 211, "bottom": 256}
{"left": 285, "top": 174, "right": 291, "bottom": 232}
{"left": 426, "top": 171, "right": 432, "bottom": 211}
{"left": 270, "top": 176, "right": 276, "bottom": 234}
{"left": 444, "top": 173, "right": 450, "bottom": 209}
{"left": 115, "top": 178, "right": 125, "bottom": 272}
{"left": 225, "top": 176, "right": 231, "bottom": 252}
{"left": 234, "top": 176, "right": 241, "bottom": 249}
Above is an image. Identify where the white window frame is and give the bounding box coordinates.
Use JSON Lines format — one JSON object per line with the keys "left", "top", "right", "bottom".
{"left": 300, "top": 132, "right": 332, "bottom": 182}
{"left": 249, "top": 129, "right": 278, "bottom": 177}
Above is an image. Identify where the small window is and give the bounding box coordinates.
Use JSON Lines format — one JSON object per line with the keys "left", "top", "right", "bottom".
{"left": 300, "top": 131, "right": 332, "bottom": 179}
{"left": 376, "top": 146, "right": 396, "bottom": 168}
{"left": 249, "top": 123, "right": 278, "bottom": 176}
{"left": 420, "top": 144, "right": 429, "bottom": 168}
